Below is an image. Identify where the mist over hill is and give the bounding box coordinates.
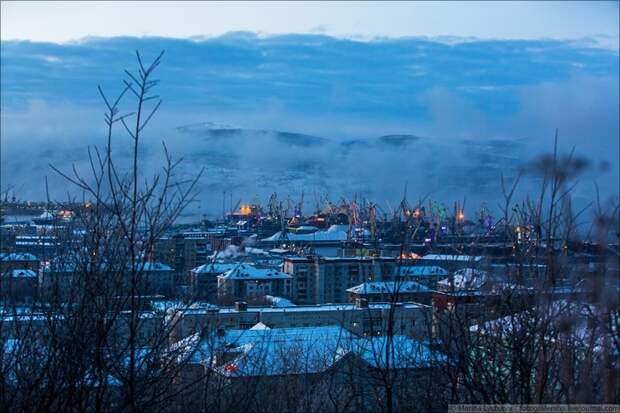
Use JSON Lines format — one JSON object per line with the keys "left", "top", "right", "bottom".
{"left": 1, "top": 34, "right": 618, "bottom": 219}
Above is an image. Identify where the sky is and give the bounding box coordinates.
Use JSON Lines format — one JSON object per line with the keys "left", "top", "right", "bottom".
{"left": 1, "top": 1, "right": 619, "bottom": 48}
{"left": 1, "top": 1, "right": 618, "bottom": 219}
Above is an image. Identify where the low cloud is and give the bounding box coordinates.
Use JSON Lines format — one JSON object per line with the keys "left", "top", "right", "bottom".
{"left": 1, "top": 34, "right": 618, "bottom": 220}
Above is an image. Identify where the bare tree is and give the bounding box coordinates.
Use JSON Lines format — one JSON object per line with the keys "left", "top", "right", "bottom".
{"left": 1, "top": 51, "right": 212, "bottom": 412}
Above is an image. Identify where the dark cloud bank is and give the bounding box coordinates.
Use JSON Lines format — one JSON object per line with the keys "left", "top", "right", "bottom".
{"left": 1, "top": 33, "right": 618, "bottom": 219}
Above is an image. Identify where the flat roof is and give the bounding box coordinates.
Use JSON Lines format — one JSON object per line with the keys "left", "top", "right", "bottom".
{"left": 422, "top": 254, "right": 483, "bottom": 262}
{"left": 181, "top": 301, "right": 428, "bottom": 315}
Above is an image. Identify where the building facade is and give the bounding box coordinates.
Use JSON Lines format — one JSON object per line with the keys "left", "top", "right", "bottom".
{"left": 282, "top": 256, "right": 396, "bottom": 304}
{"left": 189, "top": 263, "right": 237, "bottom": 300}
{"left": 168, "top": 300, "right": 431, "bottom": 342}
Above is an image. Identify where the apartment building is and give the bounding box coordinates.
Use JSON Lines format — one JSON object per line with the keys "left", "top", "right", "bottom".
{"left": 1, "top": 253, "right": 40, "bottom": 303}
{"left": 189, "top": 262, "right": 238, "bottom": 300}
{"left": 153, "top": 233, "right": 211, "bottom": 274}
{"left": 282, "top": 256, "right": 397, "bottom": 304}
{"left": 138, "top": 262, "right": 175, "bottom": 296}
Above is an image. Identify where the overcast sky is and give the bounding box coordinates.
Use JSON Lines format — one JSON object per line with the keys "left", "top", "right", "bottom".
{"left": 2, "top": 1, "right": 619, "bottom": 48}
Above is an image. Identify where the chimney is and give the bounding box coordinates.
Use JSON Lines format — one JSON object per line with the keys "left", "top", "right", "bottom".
{"left": 234, "top": 301, "right": 248, "bottom": 312}
{"left": 356, "top": 298, "right": 368, "bottom": 309}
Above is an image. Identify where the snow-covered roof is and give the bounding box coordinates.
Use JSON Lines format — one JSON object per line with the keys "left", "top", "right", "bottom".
{"left": 468, "top": 300, "right": 615, "bottom": 350}
{"left": 15, "top": 235, "right": 56, "bottom": 240}
{"left": 151, "top": 300, "right": 220, "bottom": 313}
{"left": 219, "top": 264, "right": 292, "bottom": 281}
{"left": 191, "top": 263, "right": 237, "bottom": 274}
{"left": 10, "top": 269, "right": 37, "bottom": 278}
{"left": 249, "top": 322, "right": 270, "bottom": 330}
{"left": 351, "top": 335, "right": 442, "bottom": 369}
{"left": 347, "top": 281, "right": 430, "bottom": 295}
{"left": 15, "top": 241, "right": 57, "bottom": 247}
{"left": 245, "top": 247, "right": 268, "bottom": 255}
{"left": 179, "top": 324, "right": 441, "bottom": 377}
{"left": 422, "top": 254, "right": 483, "bottom": 262}
{"left": 240, "top": 302, "right": 423, "bottom": 314}
{"left": 0, "top": 252, "right": 38, "bottom": 262}
{"left": 398, "top": 266, "right": 449, "bottom": 277}
{"left": 268, "top": 248, "right": 291, "bottom": 255}
{"left": 283, "top": 256, "right": 393, "bottom": 263}
{"left": 262, "top": 225, "right": 348, "bottom": 242}
{"left": 294, "top": 225, "right": 319, "bottom": 233}
{"left": 321, "top": 256, "right": 376, "bottom": 262}
{"left": 139, "top": 262, "right": 172, "bottom": 272}
{"left": 176, "top": 301, "right": 428, "bottom": 317}
{"left": 218, "top": 326, "right": 350, "bottom": 376}
{"left": 0, "top": 312, "right": 64, "bottom": 322}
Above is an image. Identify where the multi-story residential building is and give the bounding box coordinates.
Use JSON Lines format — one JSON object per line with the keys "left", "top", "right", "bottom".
{"left": 39, "top": 259, "right": 175, "bottom": 299}
{"left": 217, "top": 264, "right": 292, "bottom": 300}
{"left": 189, "top": 262, "right": 237, "bottom": 300}
{"left": 14, "top": 235, "right": 61, "bottom": 258}
{"left": 154, "top": 228, "right": 248, "bottom": 275}
{"left": 138, "top": 262, "right": 175, "bottom": 297}
{"left": 154, "top": 233, "right": 211, "bottom": 274}
{"left": 282, "top": 256, "right": 396, "bottom": 304}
